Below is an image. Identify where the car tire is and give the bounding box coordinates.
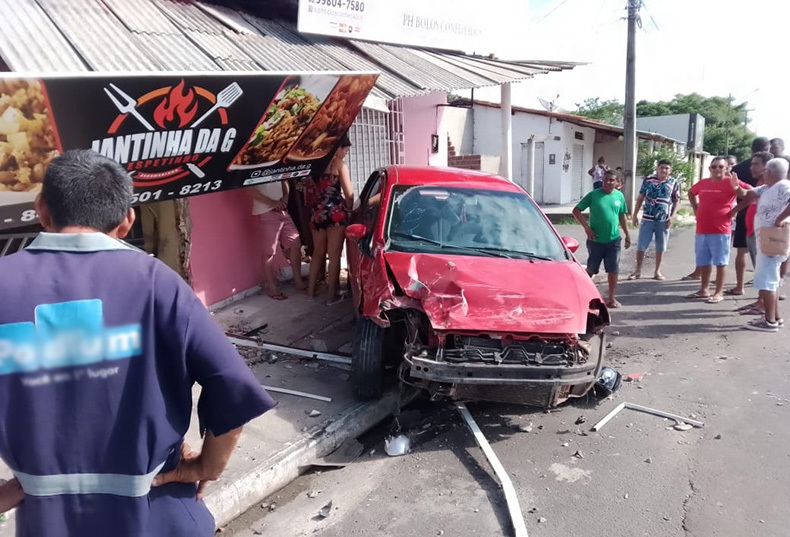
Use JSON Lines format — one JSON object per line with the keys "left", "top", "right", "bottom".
{"left": 351, "top": 317, "right": 385, "bottom": 401}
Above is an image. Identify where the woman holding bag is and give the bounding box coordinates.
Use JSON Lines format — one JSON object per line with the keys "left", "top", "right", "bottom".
{"left": 733, "top": 158, "right": 790, "bottom": 332}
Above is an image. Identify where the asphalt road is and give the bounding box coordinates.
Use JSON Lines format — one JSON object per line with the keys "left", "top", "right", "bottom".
{"left": 224, "top": 225, "right": 790, "bottom": 537}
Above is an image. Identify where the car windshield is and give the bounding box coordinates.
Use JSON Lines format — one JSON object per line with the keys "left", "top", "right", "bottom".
{"left": 385, "top": 185, "right": 568, "bottom": 261}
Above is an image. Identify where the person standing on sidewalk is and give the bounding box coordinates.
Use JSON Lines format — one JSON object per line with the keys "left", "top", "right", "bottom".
{"left": 725, "top": 137, "right": 770, "bottom": 296}
{"left": 0, "top": 150, "right": 276, "bottom": 536}
{"left": 572, "top": 170, "right": 631, "bottom": 308}
{"left": 250, "top": 180, "right": 306, "bottom": 300}
{"left": 588, "top": 156, "right": 608, "bottom": 190}
{"left": 685, "top": 157, "right": 752, "bottom": 304}
{"left": 733, "top": 158, "right": 790, "bottom": 332}
{"left": 628, "top": 159, "right": 680, "bottom": 281}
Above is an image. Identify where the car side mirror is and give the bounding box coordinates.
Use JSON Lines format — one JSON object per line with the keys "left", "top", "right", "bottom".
{"left": 346, "top": 223, "right": 368, "bottom": 241}
{"left": 562, "top": 236, "right": 580, "bottom": 253}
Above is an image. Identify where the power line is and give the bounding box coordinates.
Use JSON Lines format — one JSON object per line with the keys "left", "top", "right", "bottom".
{"left": 535, "top": 0, "right": 573, "bottom": 24}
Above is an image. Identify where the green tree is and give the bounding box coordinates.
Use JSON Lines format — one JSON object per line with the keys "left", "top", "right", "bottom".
{"left": 637, "top": 93, "right": 755, "bottom": 159}
{"left": 573, "top": 98, "right": 624, "bottom": 126}
{"left": 573, "top": 93, "right": 757, "bottom": 159}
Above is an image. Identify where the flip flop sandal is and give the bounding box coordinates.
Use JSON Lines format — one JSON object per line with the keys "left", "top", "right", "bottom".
{"left": 681, "top": 275, "right": 700, "bottom": 281}
{"left": 268, "top": 292, "right": 287, "bottom": 301}
{"left": 685, "top": 293, "right": 710, "bottom": 299}
{"left": 626, "top": 273, "right": 641, "bottom": 280}
{"left": 723, "top": 289, "right": 744, "bottom": 296}
{"left": 739, "top": 307, "right": 764, "bottom": 315}
{"left": 706, "top": 295, "right": 724, "bottom": 304}
{"left": 653, "top": 274, "right": 666, "bottom": 281}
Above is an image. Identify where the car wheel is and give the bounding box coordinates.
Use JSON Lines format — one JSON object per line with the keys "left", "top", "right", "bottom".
{"left": 351, "top": 317, "right": 385, "bottom": 401}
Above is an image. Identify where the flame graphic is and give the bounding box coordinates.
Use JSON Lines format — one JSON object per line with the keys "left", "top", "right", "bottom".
{"left": 153, "top": 80, "right": 199, "bottom": 129}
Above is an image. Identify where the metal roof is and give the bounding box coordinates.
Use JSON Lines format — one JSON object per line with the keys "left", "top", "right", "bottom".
{"left": 0, "top": 0, "right": 579, "bottom": 100}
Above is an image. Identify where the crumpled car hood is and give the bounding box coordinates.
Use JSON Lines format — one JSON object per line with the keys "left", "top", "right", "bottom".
{"left": 383, "top": 251, "right": 600, "bottom": 334}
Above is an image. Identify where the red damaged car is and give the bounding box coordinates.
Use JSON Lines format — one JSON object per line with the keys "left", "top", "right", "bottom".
{"left": 345, "top": 166, "right": 610, "bottom": 408}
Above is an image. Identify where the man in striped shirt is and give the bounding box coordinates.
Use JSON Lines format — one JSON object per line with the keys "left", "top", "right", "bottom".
{"left": 628, "top": 160, "right": 680, "bottom": 281}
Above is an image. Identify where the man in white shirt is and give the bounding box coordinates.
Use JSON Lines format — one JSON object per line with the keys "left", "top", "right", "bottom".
{"left": 734, "top": 158, "right": 790, "bottom": 331}
{"left": 588, "top": 157, "right": 608, "bottom": 190}
{"left": 250, "top": 181, "right": 306, "bottom": 300}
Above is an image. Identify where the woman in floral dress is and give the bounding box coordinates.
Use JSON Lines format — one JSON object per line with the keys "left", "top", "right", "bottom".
{"left": 307, "top": 135, "right": 354, "bottom": 304}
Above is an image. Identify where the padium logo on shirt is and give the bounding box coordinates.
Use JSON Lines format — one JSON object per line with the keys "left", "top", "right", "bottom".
{"left": 0, "top": 300, "right": 142, "bottom": 375}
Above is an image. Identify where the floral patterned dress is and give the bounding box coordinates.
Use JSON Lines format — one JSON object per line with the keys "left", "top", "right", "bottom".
{"left": 310, "top": 171, "right": 349, "bottom": 230}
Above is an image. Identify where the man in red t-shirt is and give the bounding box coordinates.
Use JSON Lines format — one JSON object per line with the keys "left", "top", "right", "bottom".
{"left": 686, "top": 157, "right": 752, "bottom": 303}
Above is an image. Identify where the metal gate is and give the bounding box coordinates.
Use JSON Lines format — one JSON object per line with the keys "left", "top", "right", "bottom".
{"left": 346, "top": 100, "right": 405, "bottom": 196}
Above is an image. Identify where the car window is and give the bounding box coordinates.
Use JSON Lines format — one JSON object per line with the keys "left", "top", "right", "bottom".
{"left": 386, "top": 186, "right": 568, "bottom": 261}
{"left": 355, "top": 171, "right": 384, "bottom": 253}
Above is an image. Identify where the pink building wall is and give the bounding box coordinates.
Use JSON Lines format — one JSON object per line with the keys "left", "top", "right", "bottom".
{"left": 188, "top": 188, "right": 287, "bottom": 307}
{"left": 188, "top": 93, "right": 450, "bottom": 307}
{"left": 402, "top": 91, "right": 448, "bottom": 167}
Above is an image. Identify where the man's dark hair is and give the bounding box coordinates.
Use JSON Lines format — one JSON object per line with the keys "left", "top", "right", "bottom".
{"left": 603, "top": 169, "right": 619, "bottom": 179}
{"left": 770, "top": 137, "right": 785, "bottom": 148}
{"left": 42, "top": 149, "right": 132, "bottom": 233}
{"left": 751, "top": 137, "right": 770, "bottom": 153}
{"left": 657, "top": 159, "right": 672, "bottom": 167}
{"left": 338, "top": 134, "right": 352, "bottom": 148}
{"left": 752, "top": 151, "right": 773, "bottom": 166}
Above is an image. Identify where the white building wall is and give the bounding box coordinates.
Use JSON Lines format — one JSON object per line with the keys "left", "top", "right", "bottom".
{"left": 443, "top": 106, "right": 474, "bottom": 154}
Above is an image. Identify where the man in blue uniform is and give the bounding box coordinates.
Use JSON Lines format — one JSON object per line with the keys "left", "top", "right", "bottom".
{"left": 0, "top": 149, "right": 276, "bottom": 536}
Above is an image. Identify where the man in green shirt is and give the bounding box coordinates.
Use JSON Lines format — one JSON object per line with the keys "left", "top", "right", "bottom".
{"left": 572, "top": 170, "right": 632, "bottom": 308}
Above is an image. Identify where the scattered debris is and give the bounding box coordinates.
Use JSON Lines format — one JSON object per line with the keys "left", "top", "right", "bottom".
{"left": 610, "top": 330, "right": 621, "bottom": 336}
{"left": 457, "top": 403, "right": 528, "bottom": 537}
{"left": 714, "top": 434, "right": 722, "bottom": 440}
{"left": 595, "top": 366, "right": 623, "bottom": 395}
{"left": 573, "top": 450, "right": 584, "bottom": 459}
{"left": 591, "top": 402, "right": 626, "bottom": 431}
{"left": 674, "top": 423, "right": 693, "bottom": 432}
{"left": 592, "top": 402, "right": 704, "bottom": 432}
{"left": 268, "top": 503, "right": 277, "bottom": 512}
{"left": 718, "top": 355, "right": 728, "bottom": 360}
{"left": 538, "top": 517, "right": 547, "bottom": 524}
{"left": 518, "top": 423, "right": 533, "bottom": 433}
{"left": 385, "top": 435, "right": 411, "bottom": 457}
{"left": 575, "top": 416, "right": 587, "bottom": 425}
{"left": 307, "top": 490, "right": 321, "bottom": 499}
{"left": 645, "top": 457, "right": 653, "bottom": 464}
{"left": 262, "top": 385, "right": 332, "bottom": 403}
{"left": 227, "top": 334, "right": 352, "bottom": 365}
{"left": 625, "top": 372, "right": 644, "bottom": 382}
{"left": 313, "top": 438, "right": 365, "bottom": 467}
{"left": 561, "top": 442, "right": 569, "bottom": 447}
{"left": 624, "top": 493, "right": 629, "bottom": 499}
{"left": 317, "top": 501, "right": 333, "bottom": 519}
{"left": 306, "top": 409, "right": 322, "bottom": 418}
{"left": 528, "top": 507, "right": 538, "bottom": 514}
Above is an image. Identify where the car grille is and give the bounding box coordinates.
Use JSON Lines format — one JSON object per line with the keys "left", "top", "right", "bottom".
{"left": 443, "top": 336, "right": 575, "bottom": 366}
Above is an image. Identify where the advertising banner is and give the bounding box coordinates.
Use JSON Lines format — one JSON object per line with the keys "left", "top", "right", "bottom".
{"left": 297, "top": 0, "right": 528, "bottom": 54}
{"left": 0, "top": 72, "right": 379, "bottom": 230}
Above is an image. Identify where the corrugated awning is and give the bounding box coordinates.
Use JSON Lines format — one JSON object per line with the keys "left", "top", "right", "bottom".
{"left": 0, "top": 0, "right": 579, "bottom": 100}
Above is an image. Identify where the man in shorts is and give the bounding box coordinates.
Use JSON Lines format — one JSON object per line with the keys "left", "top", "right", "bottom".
{"left": 628, "top": 159, "right": 680, "bottom": 281}
{"left": 686, "top": 156, "right": 752, "bottom": 303}
{"left": 572, "top": 170, "right": 631, "bottom": 308}
{"left": 736, "top": 158, "right": 790, "bottom": 331}
{"left": 250, "top": 181, "right": 306, "bottom": 300}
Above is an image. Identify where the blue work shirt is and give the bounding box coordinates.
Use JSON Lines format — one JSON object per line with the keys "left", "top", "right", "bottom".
{"left": 0, "top": 232, "right": 276, "bottom": 536}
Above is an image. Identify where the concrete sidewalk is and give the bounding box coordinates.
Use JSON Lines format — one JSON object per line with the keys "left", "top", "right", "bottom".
{"left": 0, "top": 283, "right": 411, "bottom": 534}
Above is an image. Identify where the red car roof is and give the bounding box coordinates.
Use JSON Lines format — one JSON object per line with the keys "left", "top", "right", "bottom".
{"left": 385, "top": 166, "right": 525, "bottom": 193}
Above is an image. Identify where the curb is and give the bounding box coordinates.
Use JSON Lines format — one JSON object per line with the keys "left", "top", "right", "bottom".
{"left": 204, "top": 387, "right": 420, "bottom": 528}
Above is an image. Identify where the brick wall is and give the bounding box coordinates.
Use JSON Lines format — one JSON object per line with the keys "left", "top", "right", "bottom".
{"left": 448, "top": 154, "right": 482, "bottom": 170}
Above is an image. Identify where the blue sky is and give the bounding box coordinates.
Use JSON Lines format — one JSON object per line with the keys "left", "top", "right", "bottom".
{"left": 473, "top": 0, "right": 788, "bottom": 142}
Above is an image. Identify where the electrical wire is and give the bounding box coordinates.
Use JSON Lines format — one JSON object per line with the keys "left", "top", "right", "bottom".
{"left": 534, "top": 0, "right": 573, "bottom": 23}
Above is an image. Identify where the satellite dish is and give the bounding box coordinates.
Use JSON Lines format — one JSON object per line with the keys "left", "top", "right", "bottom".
{"left": 537, "top": 94, "right": 568, "bottom": 114}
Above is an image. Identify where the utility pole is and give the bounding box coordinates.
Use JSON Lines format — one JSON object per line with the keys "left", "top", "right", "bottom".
{"left": 623, "top": 0, "right": 641, "bottom": 212}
